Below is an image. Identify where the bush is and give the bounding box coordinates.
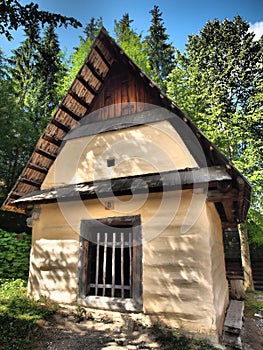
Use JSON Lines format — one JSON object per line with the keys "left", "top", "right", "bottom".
{"left": 0, "top": 279, "right": 58, "bottom": 349}
{"left": 0, "top": 229, "right": 31, "bottom": 280}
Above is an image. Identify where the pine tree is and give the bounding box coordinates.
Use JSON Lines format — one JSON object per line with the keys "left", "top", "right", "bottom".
{"left": 114, "top": 14, "right": 152, "bottom": 76}
{"left": 145, "top": 5, "right": 175, "bottom": 90}
{"left": 9, "top": 23, "right": 40, "bottom": 107}
{"left": 28, "top": 23, "right": 66, "bottom": 131}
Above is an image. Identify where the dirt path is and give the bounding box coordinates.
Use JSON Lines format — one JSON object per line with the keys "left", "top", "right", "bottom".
{"left": 35, "top": 307, "right": 160, "bottom": 350}
{"left": 34, "top": 296, "right": 263, "bottom": 350}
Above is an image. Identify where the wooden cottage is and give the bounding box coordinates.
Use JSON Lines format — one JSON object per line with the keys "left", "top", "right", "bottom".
{"left": 2, "top": 29, "right": 251, "bottom": 342}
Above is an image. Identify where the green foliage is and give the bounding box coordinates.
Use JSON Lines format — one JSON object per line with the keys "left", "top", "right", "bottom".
{"left": 114, "top": 14, "right": 152, "bottom": 77}
{"left": 166, "top": 16, "right": 263, "bottom": 243}
{"left": 145, "top": 5, "right": 175, "bottom": 90}
{"left": 0, "top": 23, "right": 67, "bottom": 196}
{"left": 0, "top": 229, "right": 31, "bottom": 280}
{"left": 0, "top": 279, "right": 58, "bottom": 349}
{"left": 0, "top": 0, "right": 81, "bottom": 41}
{"left": 152, "top": 325, "right": 217, "bottom": 349}
{"left": 244, "top": 290, "right": 263, "bottom": 317}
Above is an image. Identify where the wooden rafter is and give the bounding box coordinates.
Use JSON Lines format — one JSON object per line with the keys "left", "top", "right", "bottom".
{"left": 85, "top": 61, "right": 104, "bottom": 83}
{"left": 68, "top": 91, "right": 90, "bottom": 109}
{"left": 20, "top": 177, "right": 42, "bottom": 188}
{"left": 60, "top": 105, "right": 81, "bottom": 121}
{"left": 42, "top": 134, "right": 62, "bottom": 147}
{"left": 77, "top": 75, "right": 98, "bottom": 96}
{"left": 28, "top": 163, "right": 48, "bottom": 174}
{"left": 35, "top": 148, "right": 56, "bottom": 160}
{"left": 94, "top": 45, "right": 111, "bottom": 69}
{"left": 51, "top": 118, "right": 70, "bottom": 133}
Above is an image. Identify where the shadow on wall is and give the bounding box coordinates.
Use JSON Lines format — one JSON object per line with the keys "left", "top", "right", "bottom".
{"left": 28, "top": 238, "right": 79, "bottom": 303}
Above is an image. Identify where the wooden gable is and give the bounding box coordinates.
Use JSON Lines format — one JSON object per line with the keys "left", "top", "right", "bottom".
{"left": 2, "top": 28, "right": 251, "bottom": 228}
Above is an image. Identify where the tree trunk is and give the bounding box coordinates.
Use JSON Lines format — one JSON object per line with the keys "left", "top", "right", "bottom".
{"left": 238, "top": 223, "right": 254, "bottom": 290}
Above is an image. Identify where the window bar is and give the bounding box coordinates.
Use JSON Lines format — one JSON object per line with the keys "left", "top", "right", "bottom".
{"left": 129, "top": 232, "right": 132, "bottom": 297}
{"left": 111, "top": 232, "right": 116, "bottom": 297}
{"left": 95, "top": 232, "right": 100, "bottom": 296}
{"left": 121, "top": 231, "right": 124, "bottom": 298}
{"left": 102, "top": 232, "right": 108, "bottom": 296}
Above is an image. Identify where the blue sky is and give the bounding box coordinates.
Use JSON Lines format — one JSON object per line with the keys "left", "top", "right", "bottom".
{"left": 1, "top": 0, "right": 263, "bottom": 56}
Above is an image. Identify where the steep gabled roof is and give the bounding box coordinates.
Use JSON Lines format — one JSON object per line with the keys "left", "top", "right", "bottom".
{"left": 2, "top": 28, "right": 251, "bottom": 226}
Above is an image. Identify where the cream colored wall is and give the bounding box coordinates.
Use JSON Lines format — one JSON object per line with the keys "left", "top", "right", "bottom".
{"left": 207, "top": 203, "right": 229, "bottom": 334}
{"left": 28, "top": 190, "right": 228, "bottom": 341}
{"left": 41, "top": 121, "right": 198, "bottom": 190}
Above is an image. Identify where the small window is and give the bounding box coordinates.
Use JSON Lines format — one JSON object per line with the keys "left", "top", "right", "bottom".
{"left": 79, "top": 216, "right": 142, "bottom": 309}
{"left": 107, "top": 158, "right": 115, "bottom": 167}
{"left": 87, "top": 227, "right": 132, "bottom": 298}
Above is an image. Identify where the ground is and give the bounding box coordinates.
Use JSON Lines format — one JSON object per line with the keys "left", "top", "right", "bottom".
{"left": 34, "top": 292, "right": 263, "bottom": 350}
{"left": 241, "top": 291, "right": 263, "bottom": 350}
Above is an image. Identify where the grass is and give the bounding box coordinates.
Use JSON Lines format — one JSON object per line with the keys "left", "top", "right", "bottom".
{"left": 244, "top": 289, "right": 263, "bottom": 317}
{"left": 0, "top": 279, "right": 58, "bottom": 350}
{"left": 151, "top": 325, "right": 218, "bottom": 350}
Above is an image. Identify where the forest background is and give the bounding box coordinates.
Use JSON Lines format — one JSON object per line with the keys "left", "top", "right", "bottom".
{"left": 0, "top": 1, "right": 262, "bottom": 245}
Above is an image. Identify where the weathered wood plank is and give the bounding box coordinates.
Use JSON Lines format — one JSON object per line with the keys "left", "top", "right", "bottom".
{"left": 224, "top": 300, "right": 244, "bottom": 333}
{"left": 95, "top": 233, "right": 100, "bottom": 296}
{"left": 60, "top": 104, "right": 81, "bottom": 121}
{"left": 111, "top": 232, "right": 116, "bottom": 297}
{"left": 102, "top": 232, "right": 107, "bottom": 296}
{"left": 121, "top": 231, "right": 124, "bottom": 298}
{"left": 51, "top": 118, "right": 70, "bottom": 133}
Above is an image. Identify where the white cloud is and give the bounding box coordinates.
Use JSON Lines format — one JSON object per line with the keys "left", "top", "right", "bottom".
{"left": 249, "top": 21, "right": 263, "bottom": 40}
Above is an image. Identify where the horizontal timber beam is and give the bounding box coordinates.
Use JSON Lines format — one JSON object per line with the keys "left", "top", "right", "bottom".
{"left": 28, "top": 163, "right": 48, "bottom": 174}
{"left": 20, "top": 177, "right": 41, "bottom": 188}
{"left": 35, "top": 148, "right": 56, "bottom": 161}
{"left": 207, "top": 189, "right": 239, "bottom": 202}
{"left": 68, "top": 91, "right": 90, "bottom": 109}
{"left": 85, "top": 61, "right": 104, "bottom": 83}
{"left": 51, "top": 118, "right": 70, "bottom": 133}
{"left": 77, "top": 75, "right": 98, "bottom": 96}
{"left": 60, "top": 104, "right": 81, "bottom": 121}
{"left": 42, "top": 134, "right": 62, "bottom": 147}
{"left": 94, "top": 45, "right": 111, "bottom": 69}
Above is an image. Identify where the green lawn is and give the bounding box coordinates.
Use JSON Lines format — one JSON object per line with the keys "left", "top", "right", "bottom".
{"left": 0, "top": 279, "right": 58, "bottom": 350}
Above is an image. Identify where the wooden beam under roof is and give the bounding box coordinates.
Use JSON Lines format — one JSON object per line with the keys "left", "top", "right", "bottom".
{"left": 68, "top": 91, "right": 90, "bottom": 109}
{"left": 20, "top": 177, "right": 42, "bottom": 188}
{"left": 94, "top": 45, "right": 111, "bottom": 69}
{"left": 35, "top": 148, "right": 56, "bottom": 160}
{"left": 207, "top": 189, "right": 239, "bottom": 202}
{"left": 42, "top": 134, "right": 62, "bottom": 147}
{"left": 51, "top": 118, "right": 71, "bottom": 133}
{"left": 77, "top": 75, "right": 98, "bottom": 96}
{"left": 28, "top": 163, "right": 49, "bottom": 174}
{"left": 60, "top": 104, "right": 81, "bottom": 121}
{"left": 85, "top": 61, "right": 104, "bottom": 83}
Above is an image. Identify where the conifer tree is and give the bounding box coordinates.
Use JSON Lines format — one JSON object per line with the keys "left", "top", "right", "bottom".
{"left": 114, "top": 14, "right": 152, "bottom": 76}
{"left": 9, "top": 23, "right": 40, "bottom": 107}
{"left": 145, "top": 5, "right": 175, "bottom": 90}
{"left": 28, "top": 23, "right": 66, "bottom": 131}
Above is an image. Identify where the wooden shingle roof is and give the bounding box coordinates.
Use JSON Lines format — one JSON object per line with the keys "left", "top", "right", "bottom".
{"left": 2, "top": 28, "right": 251, "bottom": 226}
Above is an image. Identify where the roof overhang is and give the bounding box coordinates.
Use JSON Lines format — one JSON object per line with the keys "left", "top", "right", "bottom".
{"left": 12, "top": 166, "right": 249, "bottom": 228}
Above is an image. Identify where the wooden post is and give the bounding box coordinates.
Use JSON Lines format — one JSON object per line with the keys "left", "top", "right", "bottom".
{"left": 238, "top": 224, "right": 254, "bottom": 290}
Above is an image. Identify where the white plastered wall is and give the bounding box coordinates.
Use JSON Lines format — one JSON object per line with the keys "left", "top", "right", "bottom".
{"left": 28, "top": 190, "right": 228, "bottom": 341}
{"left": 41, "top": 121, "right": 198, "bottom": 190}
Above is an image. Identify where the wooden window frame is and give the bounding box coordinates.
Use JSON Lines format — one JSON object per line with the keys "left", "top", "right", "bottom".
{"left": 78, "top": 215, "right": 142, "bottom": 311}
